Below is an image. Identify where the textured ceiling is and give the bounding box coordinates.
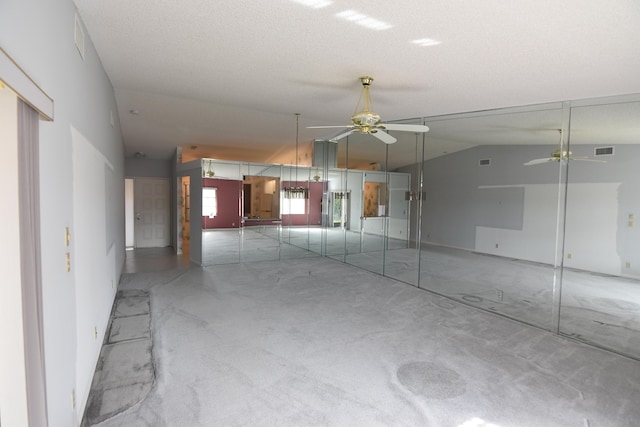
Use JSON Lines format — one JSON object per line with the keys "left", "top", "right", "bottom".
{"left": 72, "top": 0, "right": 640, "bottom": 164}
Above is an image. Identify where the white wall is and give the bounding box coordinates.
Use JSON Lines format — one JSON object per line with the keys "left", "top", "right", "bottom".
{"left": 420, "top": 140, "right": 640, "bottom": 277}
{"left": 388, "top": 173, "right": 410, "bottom": 241}
{"left": 564, "top": 182, "right": 621, "bottom": 275}
{"left": 125, "top": 157, "right": 172, "bottom": 178}
{"left": 475, "top": 184, "right": 559, "bottom": 264}
{"left": 0, "top": 1, "right": 126, "bottom": 425}
{"left": 71, "top": 126, "right": 119, "bottom": 415}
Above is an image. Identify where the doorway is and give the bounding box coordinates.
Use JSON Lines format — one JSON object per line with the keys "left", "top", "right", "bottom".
{"left": 179, "top": 176, "right": 191, "bottom": 256}
{"left": 125, "top": 179, "right": 134, "bottom": 249}
{"left": 331, "top": 191, "right": 350, "bottom": 229}
{"left": 124, "top": 178, "right": 171, "bottom": 248}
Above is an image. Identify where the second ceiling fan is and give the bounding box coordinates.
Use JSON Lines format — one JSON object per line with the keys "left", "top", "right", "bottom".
{"left": 308, "top": 76, "right": 429, "bottom": 144}
{"left": 524, "top": 129, "right": 606, "bottom": 165}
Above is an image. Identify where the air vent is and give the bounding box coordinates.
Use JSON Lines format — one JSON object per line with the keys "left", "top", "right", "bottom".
{"left": 479, "top": 158, "right": 491, "bottom": 166}
{"left": 74, "top": 13, "right": 85, "bottom": 60}
{"left": 594, "top": 146, "right": 614, "bottom": 156}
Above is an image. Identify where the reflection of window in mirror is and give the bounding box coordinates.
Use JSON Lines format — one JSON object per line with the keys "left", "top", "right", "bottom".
{"left": 264, "top": 179, "right": 276, "bottom": 194}
{"left": 282, "top": 198, "right": 306, "bottom": 215}
{"left": 202, "top": 187, "right": 217, "bottom": 218}
{"left": 364, "top": 182, "right": 387, "bottom": 217}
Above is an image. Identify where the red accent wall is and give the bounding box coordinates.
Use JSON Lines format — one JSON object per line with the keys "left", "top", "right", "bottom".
{"left": 281, "top": 181, "right": 323, "bottom": 226}
{"left": 202, "top": 178, "right": 242, "bottom": 229}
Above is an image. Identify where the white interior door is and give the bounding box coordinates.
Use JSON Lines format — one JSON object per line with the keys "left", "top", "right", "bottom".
{"left": 124, "top": 178, "right": 135, "bottom": 247}
{"left": 134, "top": 178, "right": 170, "bottom": 248}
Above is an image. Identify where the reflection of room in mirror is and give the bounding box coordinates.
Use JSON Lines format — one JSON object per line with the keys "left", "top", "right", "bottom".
{"left": 192, "top": 96, "right": 640, "bottom": 362}
{"left": 242, "top": 175, "right": 280, "bottom": 219}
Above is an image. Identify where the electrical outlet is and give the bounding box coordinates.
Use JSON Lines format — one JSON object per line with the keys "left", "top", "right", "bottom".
{"left": 567, "top": 253, "right": 573, "bottom": 259}
{"left": 626, "top": 262, "right": 631, "bottom": 269}
{"left": 495, "top": 243, "right": 499, "bottom": 248}
{"left": 496, "top": 290, "right": 504, "bottom": 301}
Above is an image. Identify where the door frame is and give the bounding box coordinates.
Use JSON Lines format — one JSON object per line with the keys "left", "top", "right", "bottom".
{"left": 0, "top": 47, "right": 52, "bottom": 426}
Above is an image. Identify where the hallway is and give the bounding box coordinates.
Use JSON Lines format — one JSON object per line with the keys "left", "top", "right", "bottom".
{"left": 86, "top": 250, "right": 640, "bottom": 426}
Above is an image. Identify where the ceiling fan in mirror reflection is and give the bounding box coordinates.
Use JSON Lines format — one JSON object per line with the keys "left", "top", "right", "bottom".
{"left": 308, "top": 76, "right": 429, "bottom": 144}
{"left": 524, "top": 129, "right": 606, "bottom": 166}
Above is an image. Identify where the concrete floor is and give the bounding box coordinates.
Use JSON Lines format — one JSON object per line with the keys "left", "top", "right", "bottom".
{"left": 86, "top": 248, "right": 640, "bottom": 426}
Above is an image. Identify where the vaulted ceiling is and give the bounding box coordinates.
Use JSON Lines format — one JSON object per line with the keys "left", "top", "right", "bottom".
{"left": 73, "top": 0, "right": 640, "bottom": 165}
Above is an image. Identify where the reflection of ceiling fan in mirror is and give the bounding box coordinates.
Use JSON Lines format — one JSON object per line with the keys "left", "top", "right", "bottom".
{"left": 524, "top": 129, "right": 606, "bottom": 166}
{"left": 308, "top": 76, "right": 429, "bottom": 144}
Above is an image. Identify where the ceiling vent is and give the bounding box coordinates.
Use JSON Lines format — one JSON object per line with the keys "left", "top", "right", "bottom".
{"left": 479, "top": 158, "right": 491, "bottom": 166}
{"left": 74, "top": 13, "right": 85, "bottom": 60}
{"left": 594, "top": 146, "right": 614, "bottom": 156}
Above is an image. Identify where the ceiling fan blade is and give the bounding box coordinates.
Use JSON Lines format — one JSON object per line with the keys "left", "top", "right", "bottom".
{"left": 307, "top": 125, "right": 353, "bottom": 129}
{"left": 570, "top": 157, "right": 607, "bottom": 163}
{"left": 329, "top": 129, "right": 356, "bottom": 142}
{"left": 381, "top": 123, "right": 429, "bottom": 133}
{"left": 524, "top": 158, "right": 555, "bottom": 166}
{"left": 372, "top": 130, "right": 397, "bottom": 144}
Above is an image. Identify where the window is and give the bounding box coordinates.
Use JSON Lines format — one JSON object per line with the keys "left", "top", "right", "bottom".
{"left": 202, "top": 188, "right": 217, "bottom": 218}
{"left": 282, "top": 198, "right": 306, "bottom": 215}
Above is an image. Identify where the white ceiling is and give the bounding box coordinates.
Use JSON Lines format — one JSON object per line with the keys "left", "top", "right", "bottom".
{"left": 73, "top": 0, "right": 640, "bottom": 165}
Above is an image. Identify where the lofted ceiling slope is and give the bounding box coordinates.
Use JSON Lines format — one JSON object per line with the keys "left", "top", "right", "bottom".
{"left": 72, "top": 0, "right": 640, "bottom": 162}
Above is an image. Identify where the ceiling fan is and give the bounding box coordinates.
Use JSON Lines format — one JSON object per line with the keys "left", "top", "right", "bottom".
{"left": 308, "top": 76, "right": 429, "bottom": 144}
{"left": 524, "top": 129, "right": 606, "bottom": 166}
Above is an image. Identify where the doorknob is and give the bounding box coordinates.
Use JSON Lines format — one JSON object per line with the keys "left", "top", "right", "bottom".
{"left": 136, "top": 213, "right": 142, "bottom": 221}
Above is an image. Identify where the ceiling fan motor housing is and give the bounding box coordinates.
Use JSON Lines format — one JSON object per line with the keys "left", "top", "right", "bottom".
{"left": 351, "top": 111, "right": 381, "bottom": 132}
{"left": 551, "top": 148, "right": 572, "bottom": 160}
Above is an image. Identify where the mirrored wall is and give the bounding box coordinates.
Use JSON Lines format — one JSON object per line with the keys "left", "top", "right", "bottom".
{"left": 178, "top": 93, "right": 640, "bottom": 361}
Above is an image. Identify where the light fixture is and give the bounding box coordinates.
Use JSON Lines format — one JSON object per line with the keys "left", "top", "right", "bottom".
{"left": 295, "top": 113, "right": 300, "bottom": 169}
{"left": 411, "top": 38, "right": 441, "bottom": 47}
{"left": 284, "top": 113, "right": 310, "bottom": 200}
{"left": 335, "top": 10, "right": 393, "bottom": 31}
{"left": 203, "top": 159, "right": 215, "bottom": 177}
{"left": 290, "top": 0, "right": 333, "bottom": 9}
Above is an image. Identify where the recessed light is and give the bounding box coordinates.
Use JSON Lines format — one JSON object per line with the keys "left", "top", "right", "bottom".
{"left": 290, "top": 0, "right": 333, "bottom": 8}
{"left": 129, "top": 109, "right": 139, "bottom": 115}
{"left": 336, "top": 10, "right": 393, "bottom": 31}
{"left": 412, "top": 38, "right": 441, "bottom": 47}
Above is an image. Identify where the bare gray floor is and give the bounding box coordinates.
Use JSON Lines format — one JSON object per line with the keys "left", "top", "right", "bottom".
{"left": 93, "top": 255, "right": 640, "bottom": 427}
{"left": 204, "top": 227, "right": 640, "bottom": 358}
{"left": 123, "top": 247, "right": 194, "bottom": 273}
